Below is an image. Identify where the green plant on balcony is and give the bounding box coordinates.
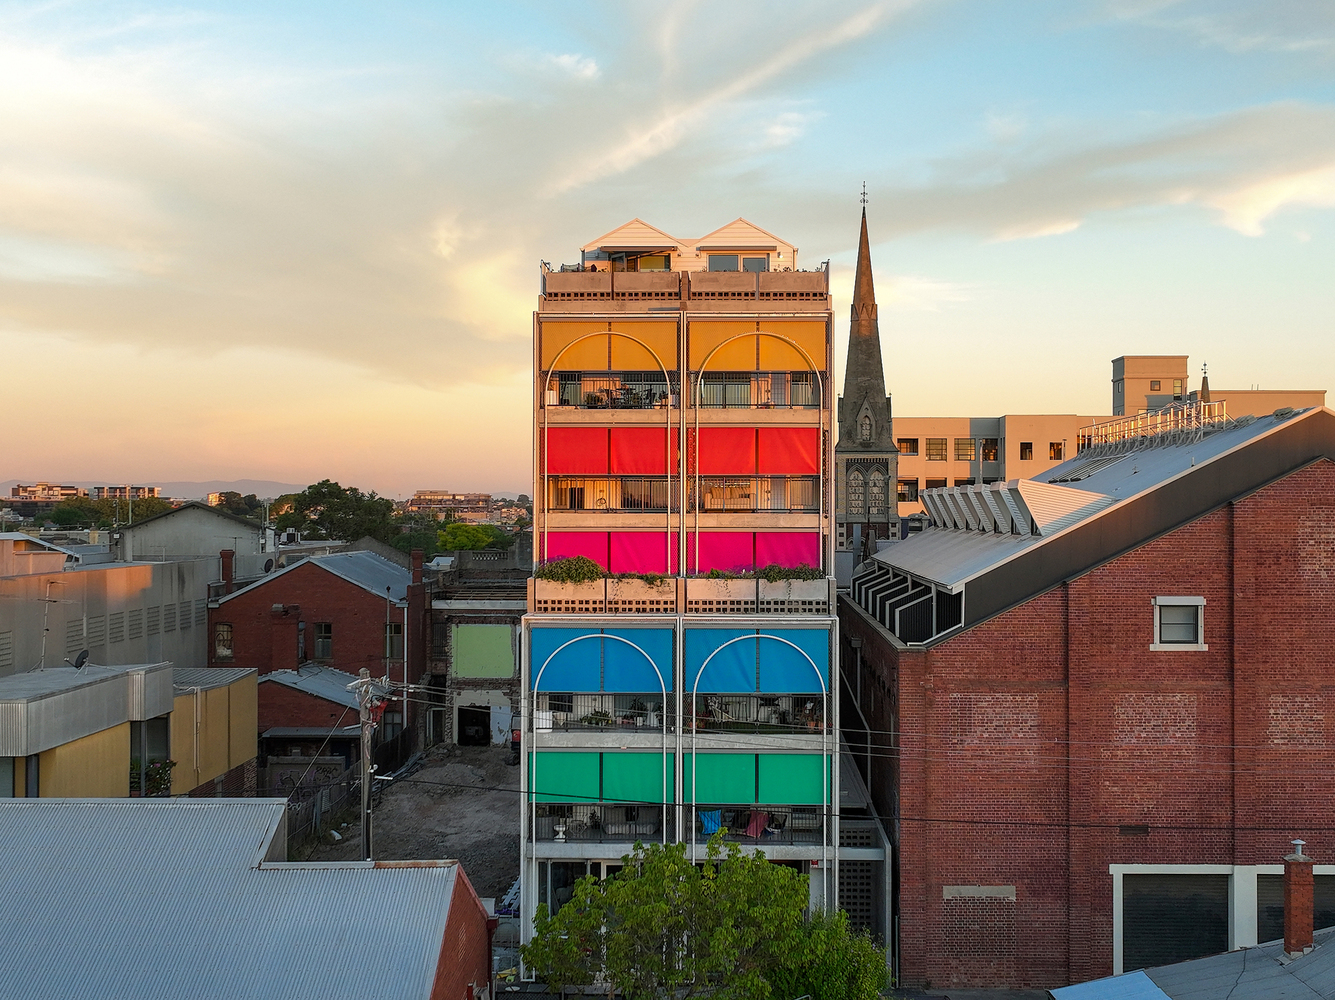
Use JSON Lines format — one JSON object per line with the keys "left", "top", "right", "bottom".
{"left": 579, "top": 710, "right": 613, "bottom": 727}
{"left": 755, "top": 563, "right": 823, "bottom": 582}
{"left": 130, "top": 758, "right": 176, "bottom": 797}
{"left": 535, "top": 556, "right": 604, "bottom": 583}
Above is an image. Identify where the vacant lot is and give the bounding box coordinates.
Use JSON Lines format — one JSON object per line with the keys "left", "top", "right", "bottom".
{"left": 306, "top": 742, "right": 520, "bottom": 899}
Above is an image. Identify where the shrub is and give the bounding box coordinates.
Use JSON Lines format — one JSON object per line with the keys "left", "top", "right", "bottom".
{"left": 755, "top": 563, "right": 824, "bottom": 582}
{"left": 534, "top": 556, "right": 605, "bottom": 583}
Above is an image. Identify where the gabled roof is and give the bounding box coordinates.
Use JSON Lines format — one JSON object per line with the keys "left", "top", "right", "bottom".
{"left": 173, "top": 666, "right": 256, "bottom": 692}
{"left": 215, "top": 549, "right": 410, "bottom": 605}
{"left": 118, "top": 500, "right": 263, "bottom": 534}
{"left": 581, "top": 218, "right": 682, "bottom": 253}
{"left": 258, "top": 664, "right": 361, "bottom": 710}
{"left": 0, "top": 798, "right": 465, "bottom": 1000}
{"left": 692, "top": 217, "right": 796, "bottom": 252}
{"left": 861, "top": 407, "right": 1335, "bottom": 641}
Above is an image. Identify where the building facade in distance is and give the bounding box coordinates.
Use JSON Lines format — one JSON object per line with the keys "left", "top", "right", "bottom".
{"left": 1113, "top": 355, "right": 1326, "bottom": 416}
{"left": 520, "top": 217, "right": 884, "bottom": 958}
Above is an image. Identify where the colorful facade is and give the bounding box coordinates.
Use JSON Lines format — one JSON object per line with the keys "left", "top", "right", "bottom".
{"left": 520, "top": 219, "right": 858, "bottom": 944}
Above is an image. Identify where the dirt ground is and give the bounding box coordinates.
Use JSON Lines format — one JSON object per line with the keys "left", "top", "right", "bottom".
{"left": 306, "top": 742, "right": 521, "bottom": 900}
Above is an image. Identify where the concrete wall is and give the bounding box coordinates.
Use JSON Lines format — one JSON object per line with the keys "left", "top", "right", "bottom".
{"left": 0, "top": 559, "right": 212, "bottom": 678}
{"left": 39, "top": 722, "right": 131, "bottom": 797}
{"left": 844, "top": 458, "right": 1335, "bottom": 989}
{"left": 118, "top": 506, "right": 268, "bottom": 579}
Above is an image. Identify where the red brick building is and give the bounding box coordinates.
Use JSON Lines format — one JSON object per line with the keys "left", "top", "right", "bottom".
{"left": 210, "top": 550, "right": 428, "bottom": 741}
{"left": 842, "top": 404, "right": 1335, "bottom": 990}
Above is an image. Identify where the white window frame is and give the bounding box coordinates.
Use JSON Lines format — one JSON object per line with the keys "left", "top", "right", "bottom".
{"left": 1151, "top": 596, "right": 1207, "bottom": 651}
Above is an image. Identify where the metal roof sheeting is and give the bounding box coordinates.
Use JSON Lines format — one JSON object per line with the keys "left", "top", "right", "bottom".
{"left": 173, "top": 666, "right": 257, "bottom": 692}
{"left": 259, "top": 663, "right": 362, "bottom": 710}
{"left": 216, "top": 549, "right": 410, "bottom": 605}
{"left": 1051, "top": 969, "right": 1173, "bottom": 1000}
{"left": 0, "top": 799, "right": 459, "bottom": 1000}
{"left": 0, "top": 663, "right": 173, "bottom": 756}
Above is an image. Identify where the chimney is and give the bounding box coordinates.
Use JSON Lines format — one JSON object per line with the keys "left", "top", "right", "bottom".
{"left": 220, "top": 549, "right": 235, "bottom": 595}
{"left": 1285, "top": 839, "right": 1314, "bottom": 957}
{"left": 411, "top": 548, "right": 424, "bottom": 586}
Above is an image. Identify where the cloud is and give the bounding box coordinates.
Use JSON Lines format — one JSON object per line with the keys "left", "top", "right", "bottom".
{"left": 1107, "top": 0, "right": 1335, "bottom": 54}
{"left": 544, "top": 53, "right": 599, "bottom": 80}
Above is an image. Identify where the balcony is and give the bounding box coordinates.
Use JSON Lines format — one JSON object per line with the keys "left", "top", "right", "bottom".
{"left": 694, "top": 372, "right": 819, "bottom": 409}
{"left": 533, "top": 693, "right": 673, "bottom": 733}
{"left": 544, "top": 372, "right": 678, "bottom": 410}
{"left": 531, "top": 802, "right": 669, "bottom": 843}
{"left": 686, "top": 270, "right": 829, "bottom": 311}
{"left": 548, "top": 477, "right": 675, "bottom": 513}
{"left": 690, "top": 805, "right": 825, "bottom": 844}
{"left": 687, "top": 694, "right": 824, "bottom": 734}
{"left": 684, "top": 577, "right": 832, "bottom": 615}
{"left": 693, "top": 476, "right": 818, "bottom": 513}
{"left": 529, "top": 578, "right": 681, "bottom": 615}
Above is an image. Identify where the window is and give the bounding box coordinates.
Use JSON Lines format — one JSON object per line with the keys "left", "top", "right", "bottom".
{"left": 1173, "top": 379, "right": 1183, "bottom": 399}
{"left": 1150, "top": 380, "right": 1161, "bottom": 392}
{"left": 314, "top": 622, "right": 333, "bottom": 660}
{"left": 381, "top": 710, "right": 403, "bottom": 741}
{"left": 897, "top": 479, "right": 919, "bottom": 502}
{"left": 980, "top": 438, "right": 998, "bottom": 462}
{"left": 954, "top": 438, "right": 975, "bottom": 461}
{"left": 868, "top": 470, "right": 886, "bottom": 514}
{"left": 1152, "top": 597, "right": 1206, "bottom": 650}
{"left": 847, "top": 468, "right": 865, "bottom": 516}
{"left": 926, "top": 438, "right": 947, "bottom": 461}
{"left": 1019, "top": 442, "right": 1033, "bottom": 461}
{"left": 925, "top": 478, "right": 947, "bottom": 490}
{"left": 742, "top": 256, "right": 769, "bottom": 272}
{"left": 897, "top": 438, "right": 919, "bottom": 456}
{"left": 708, "top": 254, "right": 738, "bottom": 272}
{"left": 1049, "top": 441, "right": 1064, "bottom": 461}
{"left": 954, "top": 478, "right": 975, "bottom": 487}
{"left": 637, "top": 254, "right": 670, "bottom": 271}
{"left": 385, "top": 622, "right": 404, "bottom": 660}
{"left": 1115, "top": 380, "right": 1124, "bottom": 394}
{"left": 859, "top": 415, "right": 872, "bottom": 442}
{"left": 214, "top": 623, "right": 234, "bottom": 662}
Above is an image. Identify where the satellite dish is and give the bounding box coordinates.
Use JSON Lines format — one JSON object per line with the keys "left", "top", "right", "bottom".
{"left": 73, "top": 650, "right": 89, "bottom": 669}
{"left": 264, "top": 558, "right": 274, "bottom": 573}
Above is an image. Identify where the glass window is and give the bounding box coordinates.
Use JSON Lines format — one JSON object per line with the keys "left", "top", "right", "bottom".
{"left": 213, "top": 623, "right": 233, "bottom": 662}
{"left": 742, "top": 256, "right": 768, "bottom": 272}
{"left": 925, "top": 478, "right": 947, "bottom": 490}
{"left": 1019, "top": 442, "right": 1034, "bottom": 461}
{"left": 897, "top": 479, "right": 919, "bottom": 502}
{"left": 1049, "top": 442, "right": 1064, "bottom": 461}
{"left": 897, "top": 438, "right": 918, "bottom": 456}
{"left": 314, "top": 622, "right": 333, "bottom": 660}
{"left": 1150, "top": 380, "right": 1161, "bottom": 392}
{"left": 926, "top": 438, "right": 947, "bottom": 461}
{"left": 1157, "top": 604, "right": 1200, "bottom": 644}
{"left": 637, "top": 254, "right": 670, "bottom": 272}
{"left": 954, "top": 478, "right": 975, "bottom": 487}
{"left": 868, "top": 470, "right": 886, "bottom": 514}
{"left": 847, "top": 468, "right": 865, "bottom": 516}
{"left": 385, "top": 622, "right": 404, "bottom": 660}
{"left": 1173, "top": 379, "right": 1183, "bottom": 399}
{"left": 980, "top": 438, "right": 999, "bottom": 462}
{"left": 708, "top": 254, "right": 738, "bottom": 272}
{"left": 955, "top": 438, "right": 975, "bottom": 461}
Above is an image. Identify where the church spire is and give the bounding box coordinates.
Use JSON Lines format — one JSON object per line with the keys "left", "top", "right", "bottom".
{"left": 838, "top": 205, "right": 891, "bottom": 450}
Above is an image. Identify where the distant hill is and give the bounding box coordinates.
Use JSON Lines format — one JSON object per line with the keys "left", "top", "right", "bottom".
{"left": 2, "top": 479, "right": 309, "bottom": 500}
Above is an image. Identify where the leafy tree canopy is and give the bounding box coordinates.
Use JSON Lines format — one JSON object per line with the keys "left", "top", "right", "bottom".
{"left": 440, "top": 522, "right": 512, "bottom": 551}
{"left": 47, "top": 495, "right": 174, "bottom": 528}
{"left": 391, "top": 530, "right": 439, "bottom": 557}
{"left": 521, "top": 832, "right": 887, "bottom": 1000}
{"left": 214, "top": 491, "right": 264, "bottom": 517}
{"left": 273, "top": 480, "right": 395, "bottom": 543}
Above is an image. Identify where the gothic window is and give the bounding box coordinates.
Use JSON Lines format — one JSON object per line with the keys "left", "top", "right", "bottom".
{"left": 859, "top": 414, "right": 872, "bottom": 442}
{"left": 869, "top": 470, "right": 886, "bottom": 516}
{"left": 847, "top": 468, "right": 865, "bottom": 516}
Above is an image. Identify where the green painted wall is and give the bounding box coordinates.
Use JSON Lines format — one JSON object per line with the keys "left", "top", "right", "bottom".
{"left": 453, "top": 624, "right": 514, "bottom": 678}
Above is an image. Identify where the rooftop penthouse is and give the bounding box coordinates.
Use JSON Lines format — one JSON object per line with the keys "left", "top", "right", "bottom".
{"left": 539, "top": 217, "right": 829, "bottom": 314}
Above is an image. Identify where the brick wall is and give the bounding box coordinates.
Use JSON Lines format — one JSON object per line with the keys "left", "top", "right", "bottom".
{"left": 845, "top": 459, "right": 1335, "bottom": 989}
{"left": 257, "top": 681, "right": 354, "bottom": 731}
{"left": 430, "top": 865, "right": 492, "bottom": 1000}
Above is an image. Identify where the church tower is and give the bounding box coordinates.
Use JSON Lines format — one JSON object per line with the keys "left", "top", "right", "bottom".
{"left": 835, "top": 207, "right": 897, "bottom": 585}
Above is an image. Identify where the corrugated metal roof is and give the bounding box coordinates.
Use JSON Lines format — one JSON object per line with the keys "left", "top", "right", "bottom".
{"left": 216, "top": 549, "right": 410, "bottom": 605}
{"left": 173, "top": 666, "right": 256, "bottom": 691}
{"left": 259, "top": 664, "right": 361, "bottom": 710}
{"left": 0, "top": 663, "right": 173, "bottom": 755}
{"left": 0, "top": 799, "right": 459, "bottom": 1000}
{"left": 1144, "top": 924, "right": 1335, "bottom": 999}
{"left": 1051, "top": 969, "right": 1173, "bottom": 1000}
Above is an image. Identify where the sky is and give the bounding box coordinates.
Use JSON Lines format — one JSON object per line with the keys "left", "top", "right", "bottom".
{"left": 2, "top": 1, "right": 1333, "bottom": 497}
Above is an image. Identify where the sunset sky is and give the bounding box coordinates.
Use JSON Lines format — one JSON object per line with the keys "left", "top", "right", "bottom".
{"left": 3, "top": 1, "right": 1333, "bottom": 497}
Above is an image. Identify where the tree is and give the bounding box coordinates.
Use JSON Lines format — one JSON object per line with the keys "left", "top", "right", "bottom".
{"left": 521, "top": 833, "right": 886, "bottom": 999}
{"left": 47, "top": 495, "right": 173, "bottom": 528}
{"left": 440, "top": 522, "right": 512, "bottom": 551}
{"left": 274, "top": 480, "right": 395, "bottom": 543}
{"left": 214, "top": 491, "right": 264, "bottom": 517}
{"left": 391, "top": 530, "right": 439, "bottom": 557}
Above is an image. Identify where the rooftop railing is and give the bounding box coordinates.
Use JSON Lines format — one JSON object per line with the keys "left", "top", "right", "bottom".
{"left": 1077, "top": 399, "right": 1232, "bottom": 457}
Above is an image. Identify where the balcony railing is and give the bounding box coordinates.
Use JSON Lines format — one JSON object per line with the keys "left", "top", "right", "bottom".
{"left": 694, "top": 372, "right": 819, "bottom": 409}
{"left": 548, "top": 477, "right": 675, "bottom": 513}
{"left": 544, "top": 372, "right": 679, "bottom": 409}
{"left": 533, "top": 693, "right": 673, "bottom": 732}
{"left": 691, "top": 804, "right": 825, "bottom": 844}
{"left": 687, "top": 694, "right": 824, "bottom": 733}
{"left": 532, "top": 802, "right": 669, "bottom": 843}
{"left": 693, "top": 476, "right": 819, "bottom": 513}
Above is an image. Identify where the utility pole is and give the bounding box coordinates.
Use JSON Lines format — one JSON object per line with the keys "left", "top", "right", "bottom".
{"left": 349, "top": 668, "right": 385, "bottom": 862}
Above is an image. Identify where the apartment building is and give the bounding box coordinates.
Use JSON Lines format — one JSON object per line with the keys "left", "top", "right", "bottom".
{"left": 90, "top": 485, "right": 160, "bottom": 500}
{"left": 893, "top": 414, "right": 1108, "bottom": 519}
{"left": 521, "top": 217, "right": 887, "bottom": 953}
{"left": 1113, "top": 355, "right": 1325, "bottom": 416}
{"left": 407, "top": 490, "right": 492, "bottom": 519}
